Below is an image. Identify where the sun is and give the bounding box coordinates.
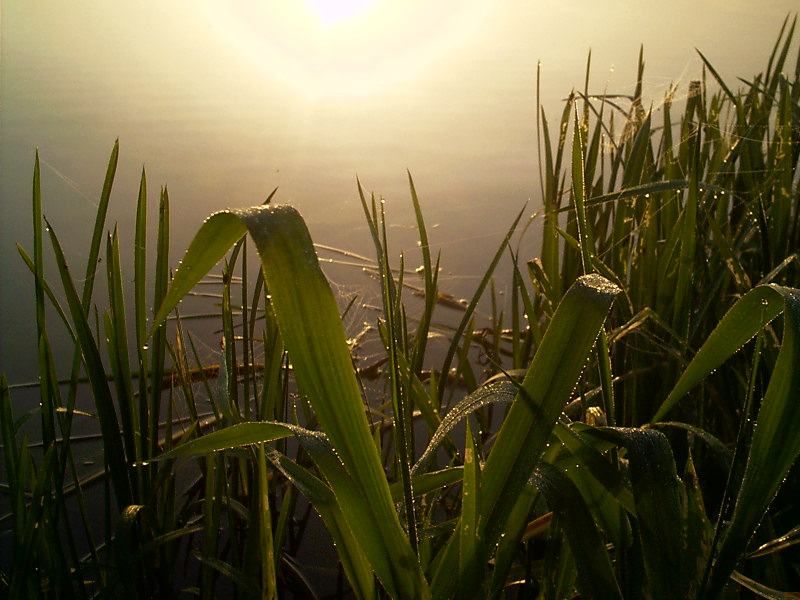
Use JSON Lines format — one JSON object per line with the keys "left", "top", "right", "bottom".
{"left": 304, "top": 0, "right": 374, "bottom": 26}
{"left": 197, "top": 0, "right": 490, "bottom": 96}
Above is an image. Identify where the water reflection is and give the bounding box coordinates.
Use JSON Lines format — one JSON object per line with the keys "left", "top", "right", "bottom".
{"left": 0, "top": 0, "right": 797, "bottom": 378}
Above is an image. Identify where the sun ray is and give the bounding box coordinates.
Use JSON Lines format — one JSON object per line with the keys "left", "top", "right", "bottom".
{"left": 305, "top": 0, "right": 374, "bottom": 26}
{"left": 199, "top": 0, "right": 488, "bottom": 96}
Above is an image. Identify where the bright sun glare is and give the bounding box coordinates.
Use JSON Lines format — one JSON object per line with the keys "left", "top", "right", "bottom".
{"left": 199, "top": 0, "right": 487, "bottom": 96}
{"left": 305, "top": 0, "right": 374, "bottom": 26}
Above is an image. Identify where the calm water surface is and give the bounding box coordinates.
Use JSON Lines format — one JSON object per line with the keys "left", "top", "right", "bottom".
{"left": 1, "top": 0, "right": 797, "bottom": 379}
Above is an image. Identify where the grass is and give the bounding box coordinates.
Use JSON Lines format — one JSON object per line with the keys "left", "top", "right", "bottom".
{"left": 2, "top": 15, "right": 799, "bottom": 599}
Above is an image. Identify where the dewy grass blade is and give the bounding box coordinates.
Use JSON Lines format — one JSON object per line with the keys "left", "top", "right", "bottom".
{"left": 151, "top": 211, "right": 247, "bottom": 330}
{"left": 652, "top": 284, "right": 785, "bottom": 422}
{"left": 458, "top": 420, "right": 483, "bottom": 599}
{"left": 152, "top": 204, "right": 429, "bottom": 598}
{"left": 571, "top": 106, "right": 594, "bottom": 273}
{"left": 603, "top": 428, "right": 689, "bottom": 600}
{"left": 105, "top": 228, "right": 136, "bottom": 468}
{"left": 267, "top": 449, "right": 376, "bottom": 600}
{"left": 134, "top": 169, "right": 147, "bottom": 356}
{"left": 133, "top": 170, "right": 148, "bottom": 478}
{"left": 430, "top": 274, "right": 620, "bottom": 599}
{"left": 480, "top": 274, "right": 620, "bottom": 543}
{"left": 533, "top": 462, "right": 623, "bottom": 600}
{"left": 154, "top": 421, "right": 301, "bottom": 460}
{"left": 704, "top": 286, "right": 800, "bottom": 597}
{"left": 147, "top": 188, "right": 170, "bottom": 463}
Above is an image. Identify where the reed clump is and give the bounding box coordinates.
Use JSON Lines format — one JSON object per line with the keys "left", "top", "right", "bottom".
{"left": 2, "top": 15, "right": 799, "bottom": 600}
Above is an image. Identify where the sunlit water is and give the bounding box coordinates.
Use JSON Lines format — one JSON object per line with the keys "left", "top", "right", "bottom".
{"left": 3, "top": 1, "right": 795, "bottom": 381}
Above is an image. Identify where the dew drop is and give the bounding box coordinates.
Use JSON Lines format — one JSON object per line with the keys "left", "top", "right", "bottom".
{"left": 761, "top": 298, "right": 769, "bottom": 306}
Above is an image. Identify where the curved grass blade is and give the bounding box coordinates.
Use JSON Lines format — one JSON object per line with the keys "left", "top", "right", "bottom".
{"left": 430, "top": 274, "right": 620, "bottom": 599}
{"left": 267, "top": 449, "right": 375, "bottom": 600}
{"left": 388, "top": 467, "right": 463, "bottom": 502}
{"left": 532, "top": 462, "right": 623, "bottom": 600}
{"left": 479, "top": 274, "right": 620, "bottom": 545}
{"left": 729, "top": 570, "right": 798, "bottom": 600}
{"left": 652, "top": 284, "right": 787, "bottom": 423}
{"left": 746, "top": 524, "right": 800, "bottom": 560}
{"left": 152, "top": 421, "right": 300, "bottom": 460}
{"left": 412, "top": 380, "right": 516, "bottom": 475}
{"left": 552, "top": 422, "right": 636, "bottom": 532}
{"left": 152, "top": 204, "right": 428, "bottom": 599}
{"left": 436, "top": 205, "right": 526, "bottom": 407}
{"left": 704, "top": 285, "right": 800, "bottom": 597}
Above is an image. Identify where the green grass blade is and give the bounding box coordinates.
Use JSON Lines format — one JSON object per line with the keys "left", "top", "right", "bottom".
{"left": 134, "top": 169, "right": 147, "bottom": 355}
{"left": 413, "top": 380, "right": 514, "bottom": 475}
{"left": 571, "top": 107, "right": 594, "bottom": 273}
{"left": 609, "top": 428, "right": 688, "bottom": 600}
{"left": 105, "top": 228, "right": 137, "bottom": 467}
{"left": 45, "top": 219, "right": 133, "bottom": 510}
{"left": 0, "top": 377, "right": 20, "bottom": 527}
{"left": 388, "top": 467, "right": 463, "bottom": 502}
{"left": 652, "top": 285, "right": 786, "bottom": 422}
{"left": 430, "top": 274, "right": 620, "bottom": 598}
{"left": 151, "top": 211, "right": 247, "bottom": 330}
{"left": 672, "top": 125, "right": 700, "bottom": 340}
{"left": 552, "top": 422, "right": 635, "bottom": 515}
{"left": 457, "top": 420, "right": 484, "bottom": 599}
{"left": 704, "top": 285, "right": 800, "bottom": 597}
{"left": 407, "top": 171, "right": 437, "bottom": 376}
{"left": 268, "top": 449, "right": 376, "bottom": 600}
{"left": 256, "top": 444, "right": 278, "bottom": 598}
{"left": 32, "top": 151, "right": 45, "bottom": 343}
{"left": 16, "top": 245, "right": 75, "bottom": 343}
{"left": 147, "top": 188, "right": 170, "bottom": 463}
{"left": 479, "top": 274, "right": 620, "bottom": 544}
{"left": 152, "top": 421, "right": 321, "bottom": 462}
{"left": 533, "top": 462, "right": 623, "bottom": 600}
{"left": 152, "top": 204, "right": 428, "bottom": 598}
{"left": 82, "top": 139, "right": 118, "bottom": 309}
{"left": 729, "top": 570, "right": 798, "bottom": 600}
{"left": 133, "top": 170, "right": 148, "bottom": 479}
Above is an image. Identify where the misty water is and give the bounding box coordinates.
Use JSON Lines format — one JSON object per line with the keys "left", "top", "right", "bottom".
{"left": 2, "top": 0, "right": 797, "bottom": 381}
